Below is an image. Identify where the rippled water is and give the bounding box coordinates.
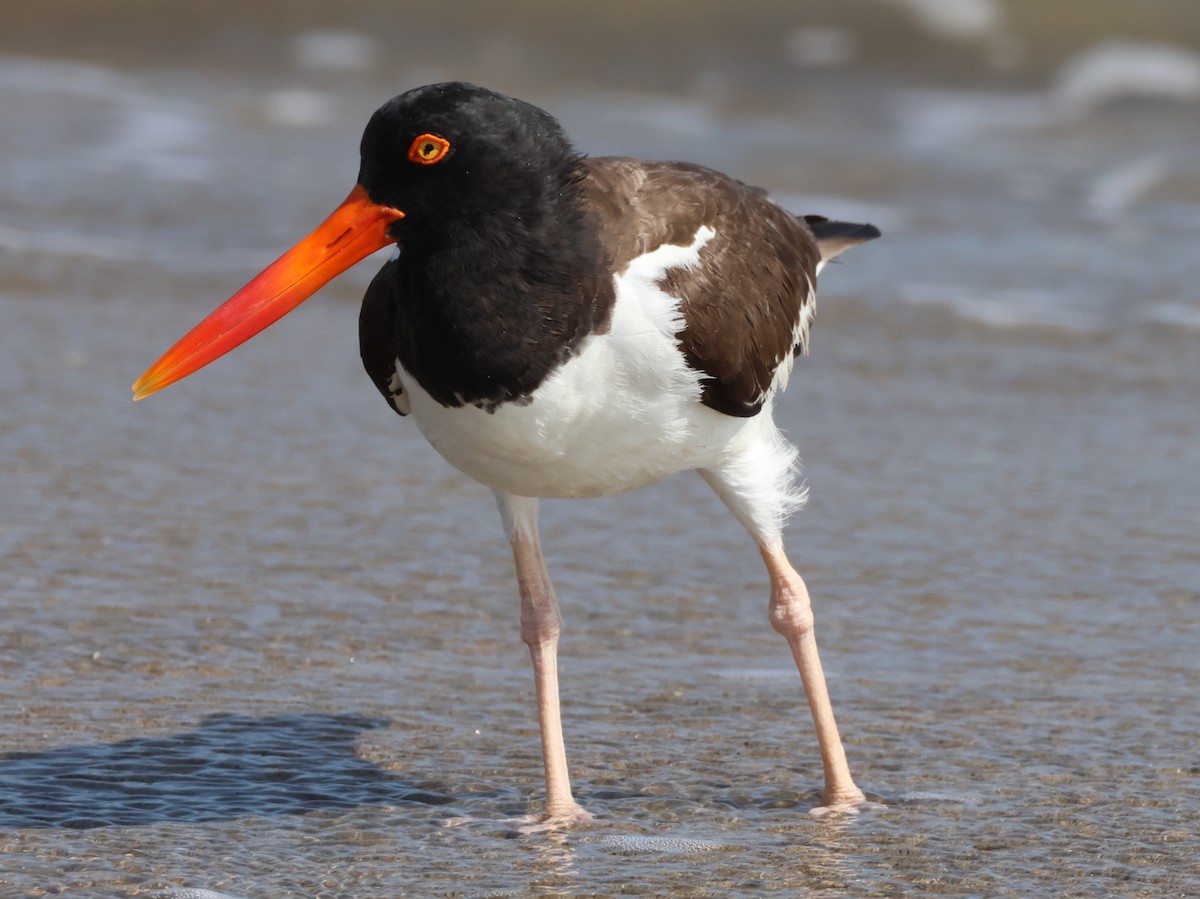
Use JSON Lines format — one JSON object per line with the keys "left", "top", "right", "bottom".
{"left": 2, "top": 2, "right": 1199, "bottom": 896}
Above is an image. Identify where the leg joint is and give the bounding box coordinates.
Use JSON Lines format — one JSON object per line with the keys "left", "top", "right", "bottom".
{"left": 768, "top": 583, "right": 815, "bottom": 639}
{"left": 520, "top": 589, "right": 562, "bottom": 647}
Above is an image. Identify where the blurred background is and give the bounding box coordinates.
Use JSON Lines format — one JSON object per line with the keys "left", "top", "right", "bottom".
{"left": 1, "top": 1, "right": 1198, "bottom": 896}
{"left": 4, "top": 1, "right": 1200, "bottom": 327}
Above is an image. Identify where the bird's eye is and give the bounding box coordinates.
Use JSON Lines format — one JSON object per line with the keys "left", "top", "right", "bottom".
{"left": 408, "top": 133, "right": 451, "bottom": 165}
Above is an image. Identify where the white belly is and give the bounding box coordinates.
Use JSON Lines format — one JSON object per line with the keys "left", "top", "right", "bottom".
{"left": 402, "top": 357, "right": 750, "bottom": 499}
{"left": 396, "top": 226, "right": 763, "bottom": 499}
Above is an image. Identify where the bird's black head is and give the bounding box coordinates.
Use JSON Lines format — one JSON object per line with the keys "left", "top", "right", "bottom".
{"left": 130, "top": 83, "right": 597, "bottom": 401}
{"left": 357, "top": 82, "right": 583, "bottom": 249}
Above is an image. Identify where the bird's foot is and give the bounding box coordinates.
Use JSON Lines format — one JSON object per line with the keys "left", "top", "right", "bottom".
{"left": 513, "top": 802, "right": 597, "bottom": 835}
{"left": 441, "top": 802, "right": 596, "bottom": 835}
{"left": 809, "top": 786, "right": 886, "bottom": 818}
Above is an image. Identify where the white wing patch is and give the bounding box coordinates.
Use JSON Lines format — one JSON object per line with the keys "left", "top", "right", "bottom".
{"left": 759, "top": 269, "right": 815, "bottom": 400}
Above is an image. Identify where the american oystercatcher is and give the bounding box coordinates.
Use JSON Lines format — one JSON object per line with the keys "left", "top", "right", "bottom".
{"left": 134, "top": 82, "right": 881, "bottom": 825}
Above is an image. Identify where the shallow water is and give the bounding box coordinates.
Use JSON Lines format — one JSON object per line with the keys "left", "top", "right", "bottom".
{"left": 2, "top": 2, "right": 1199, "bottom": 896}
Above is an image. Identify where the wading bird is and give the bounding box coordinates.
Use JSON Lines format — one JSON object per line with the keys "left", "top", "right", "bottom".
{"left": 134, "top": 82, "right": 880, "bottom": 826}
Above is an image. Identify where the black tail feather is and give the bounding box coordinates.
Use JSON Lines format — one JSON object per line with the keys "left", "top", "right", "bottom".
{"left": 803, "top": 215, "right": 881, "bottom": 262}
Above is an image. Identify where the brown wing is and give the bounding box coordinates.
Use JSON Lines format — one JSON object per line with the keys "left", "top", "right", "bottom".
{"left": 580, "top": 157, "right": 823, "bottom": 417}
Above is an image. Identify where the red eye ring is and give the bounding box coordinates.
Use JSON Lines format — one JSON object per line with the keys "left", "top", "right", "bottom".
{"left": 408, "top": 133, "right": 451, "bottom": 165}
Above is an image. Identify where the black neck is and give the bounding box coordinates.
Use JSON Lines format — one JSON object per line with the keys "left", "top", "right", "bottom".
{"left": 381, "top": 177, "right": 614, "bottom": 412}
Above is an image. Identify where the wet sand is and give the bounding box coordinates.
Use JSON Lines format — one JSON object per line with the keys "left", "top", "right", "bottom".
{"left": 2, "top": 2, "right": 1199, "bottom": 895}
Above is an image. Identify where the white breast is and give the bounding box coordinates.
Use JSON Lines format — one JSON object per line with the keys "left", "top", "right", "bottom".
{"left": 395, "top": 226, "right": 765, "bottom": 499}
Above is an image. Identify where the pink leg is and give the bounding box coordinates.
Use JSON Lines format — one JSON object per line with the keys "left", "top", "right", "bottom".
{"left": 501, "top": 496, "right": 592, "bottom": 824}
{"left": 760, "top": 542, "right": 868, "bottom": 811}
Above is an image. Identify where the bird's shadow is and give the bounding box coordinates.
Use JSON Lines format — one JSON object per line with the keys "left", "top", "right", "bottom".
{"left": 0, "top": 713, "right": 453, "bottom": 829}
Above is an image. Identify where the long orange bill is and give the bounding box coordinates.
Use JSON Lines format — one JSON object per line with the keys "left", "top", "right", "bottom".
{"left": 132, "top": 184, "right": 404, "bottom": 400}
